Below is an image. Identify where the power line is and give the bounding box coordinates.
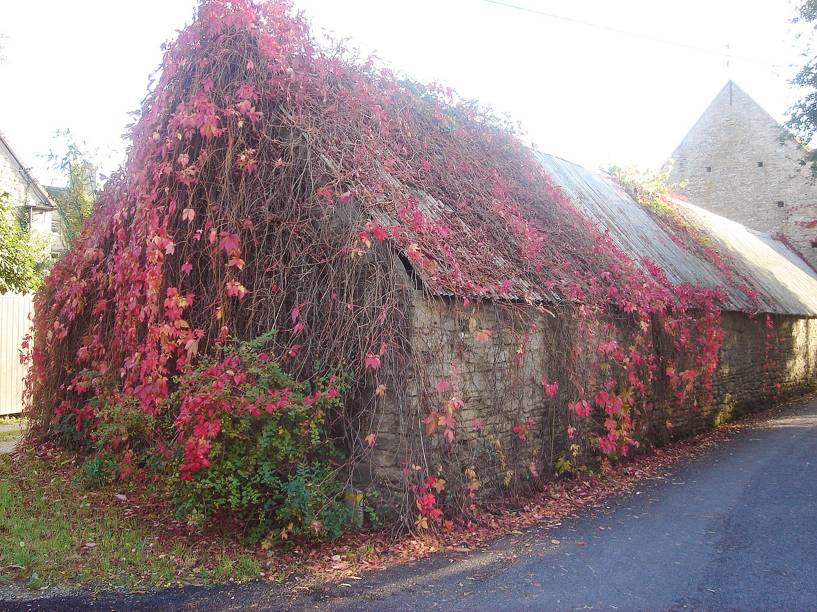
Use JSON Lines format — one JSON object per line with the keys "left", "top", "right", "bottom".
{"left": 479, "top": 0, "right": 789, "bottom": 70}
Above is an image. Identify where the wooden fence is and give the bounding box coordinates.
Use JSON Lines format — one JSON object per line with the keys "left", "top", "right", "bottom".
{"left": 0, "top": 293, "right": 32, "bottom": 415}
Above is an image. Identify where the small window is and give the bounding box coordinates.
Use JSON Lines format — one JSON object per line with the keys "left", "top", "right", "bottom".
{"left": 706, "top": 166, "right": 712, "bottom": 172}
{"left": 812, "top": 240, "right": 817, "bottom": 249}
{"left": 777, "top": 201, "right": 785, "bottom": 207}
{"left": 757, "top": 161, "right": 764, "bottom": 167}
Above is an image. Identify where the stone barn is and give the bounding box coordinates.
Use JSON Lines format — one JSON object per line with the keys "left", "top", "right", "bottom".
{"left": 669, "top": 81, "right": 817, "bottom": 270}
{"left": 369, "top": 152, "right": 817, "bottom": 498}
{"left": 25, "top": 2, "right": 817, "bottom": 526}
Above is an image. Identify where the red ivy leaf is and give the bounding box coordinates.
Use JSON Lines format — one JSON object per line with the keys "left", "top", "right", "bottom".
{"left": 542, "top": 377, "right": 559, "bottom": 398}
{"left": 225, "top": 279, "right": 248, "bottom": 299}
{"left": 474, "top": 329, "right": 492, "bottom": 343}
{"left": 435, "top": 378, "right": 450, "bottom": 394}
{"left": 219, "top": 232, "right": 241, "bottom": 256}
{"left": 569, "top": 400, "right": 592, "bottom": 418}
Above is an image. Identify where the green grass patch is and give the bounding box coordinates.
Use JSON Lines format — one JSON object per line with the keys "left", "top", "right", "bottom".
{"left": 0, "top": 448, "right": 262, "bottom": 590}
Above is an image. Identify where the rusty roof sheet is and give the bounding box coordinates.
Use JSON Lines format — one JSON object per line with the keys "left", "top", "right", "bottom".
{"left": 537, "top": 152, "right": 817, "bottom": 316}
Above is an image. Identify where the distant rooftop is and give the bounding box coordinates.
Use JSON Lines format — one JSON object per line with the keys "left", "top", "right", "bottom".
{"left": 0, "top": 130, "right": 54, "bottom": 210}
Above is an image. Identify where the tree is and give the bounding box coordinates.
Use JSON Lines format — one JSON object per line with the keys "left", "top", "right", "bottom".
{"left": 50, "top": 160, "right": 96, "bottom": 246}
{"left": 47, "top": 131, "right": 97, "bottom": 246}
{"left": 0, "top": 191, "right": 46, "bottom": 293}
{"left": 788, "top": 1, "right": 817, "bottom": 170}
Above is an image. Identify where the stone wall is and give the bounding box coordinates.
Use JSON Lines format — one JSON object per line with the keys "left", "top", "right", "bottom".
{"left": 669, "top": 312, "right": 817, "bottom": 433}
{"left": 371, "top": 293, "right": 817, "bottom": 501}
{"left": 669, "top": 81, "right": 817, "bottom": 270}
{"left": 372, "top": 295, "right": 575, "bottom": 498}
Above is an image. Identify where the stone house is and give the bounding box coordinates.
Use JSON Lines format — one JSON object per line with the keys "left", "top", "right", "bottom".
{"left": 669, "top": 81, "right": 817, "bottom": 270}
{"left": 371, "top": 152, "right": 817, "bottom": 494}
{"left": 0, "top": 130, "right": 64, "bottom": 256}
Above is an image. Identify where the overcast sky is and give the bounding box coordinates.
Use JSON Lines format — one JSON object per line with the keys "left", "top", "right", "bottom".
{"left": 0, "top": 1, "right": 810, "bottom": 186}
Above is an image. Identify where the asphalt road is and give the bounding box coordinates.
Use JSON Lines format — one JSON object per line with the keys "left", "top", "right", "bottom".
{"left": 7, "top": 397, "right": 817, "bottom": 611}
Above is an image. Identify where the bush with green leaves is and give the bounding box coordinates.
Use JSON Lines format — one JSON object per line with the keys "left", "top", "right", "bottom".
{"left": 168, "top": 334, "right": 352, "bottom": 543}
{"left": 78, "top": 453, "right": 119, "bottom": 489}
{"left": 0, "top": 191, "right": 48, "bottom": 293}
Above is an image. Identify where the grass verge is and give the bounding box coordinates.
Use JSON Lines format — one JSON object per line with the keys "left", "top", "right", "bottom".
{"left": 0, "top": 447, "right": 262, "bottom": 591}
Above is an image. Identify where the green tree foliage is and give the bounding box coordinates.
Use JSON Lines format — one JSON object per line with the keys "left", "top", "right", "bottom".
{"left": 607, "top": 164, "right": 675, "bottom": 204}
{"left": 51, "top": 161, "right": 96, "bottom": 246}
{"left": 0, "top": 191, "right": 45, "bottom": 293}
{"left": 788, "top": 1, "right": 817, "bottom": 169}
{"left": 48, "top": 132, "right": 97, "bottom": 246}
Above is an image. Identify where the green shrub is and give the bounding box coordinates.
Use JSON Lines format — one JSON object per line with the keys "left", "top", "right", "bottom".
{"left": 55, "top": 412, "right": 87, "bottom": 452}
{"left": 78, "top": 453, "right": 118, "bottom": 489}
{"left": 169, "top": 335, "right": 352, "bottom": 544}
{"left": 74, "top": 395, "right": 160, "bottom": 488}
{"left": 95, "top": 397, "right": 155, "bottom": 455}
{"left": 272, "top": 462, "right": 350, "bottom": 542}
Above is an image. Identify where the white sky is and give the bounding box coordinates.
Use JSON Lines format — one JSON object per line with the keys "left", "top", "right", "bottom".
{"left": 0, "top": 0, "right": 810, "bottom": 186}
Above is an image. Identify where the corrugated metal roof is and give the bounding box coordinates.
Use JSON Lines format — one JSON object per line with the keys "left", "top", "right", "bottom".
{"left": 537, "top": 152, "right": 817, "bottom": 316}
{"left": 670, "top": 198, "right": 817, "bottom": 316}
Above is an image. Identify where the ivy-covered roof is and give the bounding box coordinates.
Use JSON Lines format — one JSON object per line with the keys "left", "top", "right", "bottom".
{"left": 539, "top": 152, "right": 817, "bottom": 316}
